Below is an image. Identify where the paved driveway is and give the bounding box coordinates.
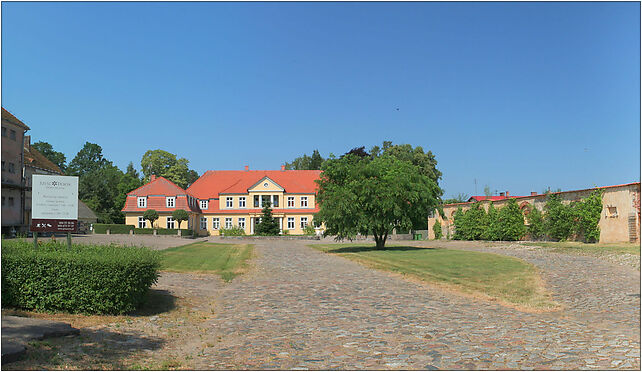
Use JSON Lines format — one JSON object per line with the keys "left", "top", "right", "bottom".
{"left": 187, "top": 239, "right": 640, "bottom": 370}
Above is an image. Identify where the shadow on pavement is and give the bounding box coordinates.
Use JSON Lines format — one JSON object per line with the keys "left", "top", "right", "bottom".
{"left": 327, "top": 245, "right": 439, "bottom": 253}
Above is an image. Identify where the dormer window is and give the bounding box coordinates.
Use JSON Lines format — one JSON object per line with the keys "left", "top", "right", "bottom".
{"left": 166, "top": 197, "right": 175, "bottom": 208}
{"left": 200, "top": 200, "right": 208, "bottom": 210}
{"left": 138, "top": 197, "right": 147, "bottom": 208}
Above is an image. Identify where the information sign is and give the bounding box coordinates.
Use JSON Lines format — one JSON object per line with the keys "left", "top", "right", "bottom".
{"left": 30, "top": 175, "right": 79, "bottom": 232}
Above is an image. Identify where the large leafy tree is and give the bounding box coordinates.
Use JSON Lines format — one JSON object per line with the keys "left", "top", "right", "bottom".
{"left": 31, "top": 141, "right": 67, "bottom": 172}
{"left": 370, "top": 141, "right": 442, "bottom": 186}
{"left": 79, "top": 164, "right": 126, "bottom": 223}
{"left": 67, "top": 142, "right": 109, "bottom": 177}
{"left": 140, "top": 149, "right": 198, "bottom": 189}
{"left": 316, "top": 154, "right": 441, "bottom": 249}
{"left": 497, "top": 199, "right": 526, "bottom": 241}
{"left": 285, "top": 149, "right": 325, "bottom": 170}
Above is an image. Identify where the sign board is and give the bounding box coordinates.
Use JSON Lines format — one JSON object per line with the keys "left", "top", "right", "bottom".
{"left": 31, "top": 175, "right": 79, "bottom": 232}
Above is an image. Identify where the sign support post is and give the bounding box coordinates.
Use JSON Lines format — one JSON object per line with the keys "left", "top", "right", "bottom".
{"left": 67, "top": 232, "right": 72, "bottom": 249}
{"left": 33, "top": 232, "right": 38, "bottom": 249}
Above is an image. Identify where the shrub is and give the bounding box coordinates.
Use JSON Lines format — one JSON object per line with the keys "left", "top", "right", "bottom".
{"left": 432, "top": 221, "right": 442, "bottom": 240}
{"left": 466, "top": 202, "right": 488, "bottom": 240}
{"left": 544, "top": 194, "right": 574, "bottom": 241}
{"left": 526, "top": 206, "right": 545, "bottom": 240}
{"left": 452, "top": 207, "right": 465, "bottom": 240}
{"left": 220, "top": 226, "right": 246, "bottom": 236}
{"left": 143, "top": 210, "right": 159, "bottom": 228}
{"left": 133, "top": 228, "right": 154, "bottom": 235}
{"left": 497, "top": 199, "right": 526, "bottom": 241}
{"left": 172, "top": 209, "right": 189, "bottom": 229}
{"left": 484, "top": 203, "right": 501, "bottom": 241}
{"left": 2, "top": 239, "right": 160, "bottom": 314}
{"left": 303, "top": 225, "right": 316, "bottom": 235}
{"left": 572, "top": 189, "right": 603, "bottom": 243}
{"left": 255, "top": 202, "right": 280, "bottom": 236}
{"left": 93, "top": 224, "right": 134, "bottom": 234}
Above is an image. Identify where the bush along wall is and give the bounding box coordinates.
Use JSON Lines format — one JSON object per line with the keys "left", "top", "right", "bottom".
{"left": 2, "top": 239, "right": 160, "bottom": 314}
{"left": 93, "top": 224, "right": 134, "bottom": 234}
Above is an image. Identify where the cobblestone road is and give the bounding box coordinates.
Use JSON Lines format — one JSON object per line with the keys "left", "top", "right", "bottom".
{"left": 183, "top": 239, "right": 640, "bottom": 370}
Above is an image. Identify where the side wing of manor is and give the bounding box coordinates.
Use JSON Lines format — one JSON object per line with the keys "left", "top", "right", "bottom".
{"left": 122, "top": 166, "right": 321, "bottom": 235}
{"left": 428, "top": 182, "right": 641, "bottom": 243}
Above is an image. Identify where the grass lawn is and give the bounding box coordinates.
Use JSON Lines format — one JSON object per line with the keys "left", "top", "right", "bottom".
{"left": 160, "top": 242, "right": 254, "bottom": 281}
{"left": 523, "top": 241, "right": 640, "bottom": 256}
{"left": 311, "top": 243, "right": 558, "bottom": 312}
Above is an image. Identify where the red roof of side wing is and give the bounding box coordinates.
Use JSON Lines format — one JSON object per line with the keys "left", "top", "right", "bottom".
{"left": 187, "top": 170, "right": 322, "bottom": 199}
{"left": 127, "top": 176, "right": 187, "bottom": 197}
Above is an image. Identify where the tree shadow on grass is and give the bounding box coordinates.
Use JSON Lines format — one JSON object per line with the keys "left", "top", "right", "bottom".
{"left": 327, "top": 245, "right": 439, "bottom": 253}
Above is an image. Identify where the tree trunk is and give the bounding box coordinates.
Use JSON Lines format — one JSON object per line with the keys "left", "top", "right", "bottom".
{"left": 374, "top": 231, "right": 387, "bottom": 250}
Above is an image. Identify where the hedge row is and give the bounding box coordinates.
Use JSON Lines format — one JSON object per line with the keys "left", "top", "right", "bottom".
{"left": 93, "top": 224, "right": 134, "bottom": 234}
{"left": 1, "top": 239, "right": 160, "bottom": 314}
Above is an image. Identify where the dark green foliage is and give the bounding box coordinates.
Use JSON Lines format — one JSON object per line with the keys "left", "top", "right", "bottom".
{"left": 285, "top": 149, "right": 325, "bottom": 170}
{"left": 255, "top": 202, "right": 280, "bottom": 236}
{"left": 67, "top": 142, "right": 109, "bottom": 177}
{"left": 93, "top": 224, "right": 134, "bottom": 234}
{"left": 452, "top": 207, "right": 465, "bottom": 240}
{"left": 443, "top": 193, "right": 469, "bottom": 204}
{"left": 156, "top": 228, "right": 193, "bottom": 236}
{"left": 220, "top": 226, "right": 246, "bottom": 236}
{"left": 303, "top": 225, "right": 316, "bottom": 235}
{"left": 172, "top": 209, "right": 189, "bottom": 229}
{"left": 497, "top": 199, "right": 526, "bottom": 241}
{"left": 543, "top": 194, "right": 574, "bottom": 241}
{"left": 573, "top": 190, "right": 603, "bottom": 243}
{"left": 143, "top": 210, "right": 159, "bottom": 228}
{"left": 484, "top": 203, "right": 501, "bottom": 241}
{"left": 432, "top": 221, "right": 442, "bottom": 240}
{"left": 31, "top": 141, "right": 67, "bottom": 172}
{"left": 467, "top": 202, "right": 488, "bottom": 240}
{"left": 2, "top": 239, "right": 160, "bottom": 314}
{"left": 140, "top": 149, "right": 199, "bottom": 189}
{"left": 133, "top": 228, "right": 154, "bottom": 235}
{"left": 526, "top": 206, "right": 545, "bottom": 240}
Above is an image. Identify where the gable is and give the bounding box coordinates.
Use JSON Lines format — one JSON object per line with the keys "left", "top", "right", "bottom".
{"left": 247, "top": 177, "right": 285, "bottom": 192}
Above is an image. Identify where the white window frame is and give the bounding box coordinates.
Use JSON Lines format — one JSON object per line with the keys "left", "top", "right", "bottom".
{"left": 238, "top": 218, "right": 245, "bottom": 229}
{"left": 239, "top": 196, "right": 246, "bottom": 208}
{"left": 225, "top": 217, "right": 233, "bottom": 229}
{"left": 212, "top": 217, "right": 220, "bottom": 230}
{"left": 167, "top": 216, "right": 175, "bottom": 229}
{"left": 301, "top": 217, "right": 308, "bottom": 228}
{"left": 301, "top": 196, "right": 308, "bottom": 208}
{"left": 138, "top": 216, "right": 146, "bottom": 228}
{"left": 166, "top": 197, "right": 175, "bottom": 208}
{"left": 287, "top": 217, "right": 295, "bottom": 229}
{"left": 226, "top": 197, "right": 233, "bottom": 208}
{"left": 287, "top": 196, "right": 295, "bottom": 208}
{"left": 200, "top": 200, "right": 208, "bottom": 210}
{"left": 200, "top": 217, "right": 207, "bottom": 230}
{"left": 138, "top": 197, "right": 147, "bottom": 208}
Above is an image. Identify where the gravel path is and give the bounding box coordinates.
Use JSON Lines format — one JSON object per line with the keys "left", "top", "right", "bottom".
{"left": 185, "top": 239, "right": 640, "bottom": 370}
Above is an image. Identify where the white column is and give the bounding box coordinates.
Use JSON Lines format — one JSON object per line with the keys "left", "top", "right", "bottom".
{"left": 250, "top": 217, "right": 254, "bottom": 235}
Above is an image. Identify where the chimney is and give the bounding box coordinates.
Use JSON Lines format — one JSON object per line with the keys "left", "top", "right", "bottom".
{"left": 499, "top": 192, "right": 505, "bottom": 197}
{"left": 24, "top": 135, "right": 31, "bottom": 149}
{"left": 151, "top": 175, "right": 156, "bottom": 182}
{"left": 281, "top": 165, "right": 285, "bottom": 171}
{"left": 506, "top": 191, "right": 510, "bottom": 197}
{"left": 244, "top": 165, "right": 249, "bottom": 171}
{"left": 531, "top": 191, "right": 537, "bottom": 196}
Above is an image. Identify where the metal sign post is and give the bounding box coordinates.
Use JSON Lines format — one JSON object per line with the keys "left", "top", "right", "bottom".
{"left": 30, "top": 175, "right": 79, "bottom": 248}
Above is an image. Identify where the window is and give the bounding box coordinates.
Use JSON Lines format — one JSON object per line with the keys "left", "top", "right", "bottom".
{"left": 166, "top": 197, "right": 175, "bottom": 208}
{"left": 239, "top": 197, "right": 246, "bottom": 208}
{"left": 287, "top": 196, "right": 295, "bottom": 207}
{"left": 238, "top": 218, "right": 245, "bottom": 229}
{"left": 200, "top": 217, "right": 207, "bottom": 229}
{"left": 212, "top": 217, "right": 220, "bottom": 230}
{"left": 273, "top": 195, "right": 279, "bottom": 207}
{"left": 287, "top": 217, "right": 295, "bottom": 229}
{"left": 1, "top": 161, "right": 4, "bottom": 171}
{"left": 301, "top": 196, "right": 308, "bottom": 208}
{"left": 138, "top": 197, "right": 147, "bottom": 208}
{"left": 9, "top": 129, "right": 16, "bottom": 140}
{"left": 226, "top": 197, "right": 233, "bottom": 208}
{"left": 8, "top": 197, "right": 14, "bottom": 206}
{"left": 200, "top": 200, "right": 208, "bottom": 210}
{"left": 607, "top": 206, "right": 618, "bottom": 218}
{"left": 1, "top": 127, "right": 5, "bottom": 137}
{"left": 8, "top": 162, "right": 14, "bottom": 174}
{"left": 301, "top": 217, "right": 308, "bottom": 228}
{"left": 254, "top": 195, "right": 260, "bottom": 207}
{"left": 138, "top": 217, "right": 146, "bottom": 228}
{"left": 166, "top": 217, "right": 175, "bottom": 229}
{"left": 225, "top": 217, "right": 233, "bottom": 229}
{"left": 261, "top": 195, "right": 270, "bottom": 207}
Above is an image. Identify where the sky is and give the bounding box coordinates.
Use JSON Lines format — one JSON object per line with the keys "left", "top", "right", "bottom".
{"left": 2, "top": 2, "right": 640, "bottom": 198}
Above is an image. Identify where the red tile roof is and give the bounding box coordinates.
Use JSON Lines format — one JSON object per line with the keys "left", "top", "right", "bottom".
{"left": 187, "top": 170, "right": 321, "bottom": 199}
{"left": 1, "top": 108, "right": 30, "bottom": 130}
{"left": 127, "top": 176, "right": 187, "bottom": 197}
{"left": 122, "top": 176, "right": 201, "bottom": 213}
{"left": 468, "top": 195, "right": 526, "bottom": 202}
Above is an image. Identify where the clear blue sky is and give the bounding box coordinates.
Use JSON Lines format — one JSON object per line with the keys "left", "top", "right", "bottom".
{"left": 2, "top": 2, "right": 639, "bottom": 198}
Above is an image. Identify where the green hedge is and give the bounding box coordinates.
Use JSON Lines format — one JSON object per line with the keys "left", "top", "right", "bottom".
{"left": 1, "top": 239, "right": 160, "bottom": 314}
{"left": 133, "top": 228, "right": 154, "bottom": 235}
{"left": 93, "top": 224, "right": 134, "bottom": 234}
{"left": 131, "top": 228, "right": 193, "bottom": 235}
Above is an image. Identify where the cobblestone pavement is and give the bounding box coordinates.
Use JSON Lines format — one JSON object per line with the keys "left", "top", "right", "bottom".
{"left": 179, "top": 239, "right": 640, "bottom": 370}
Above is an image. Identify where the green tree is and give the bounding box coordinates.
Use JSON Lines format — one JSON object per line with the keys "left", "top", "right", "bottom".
{"left": 115, "top": 163, "right": 143, "bottom": 214}
{"left": 484, "top": 185, "right": 492, "bottom": 197}
{"left": 143, "top": 210, "right": 159, "bottom": 229}
{"left": 432, "top": 221, "right": 442, "bottom": 240}
{"left": 31, "top": 141, "right": 67, "bottom": 172}
{"left": 316, "top": 154, "right": 440, "bottom": 249}
{"left": 255, "top": 201, "right": 280, "bottom": 236}
{"left": 372, "top": 142, "right": 442, "bottom": 186}
{"left": 443, "top": 193, "right": 469, "bottom": 204}
{"left": 67, "top": 142, "right": 109, "bottom": 177}
{"left": 285, "top": 149, "right": 325, "bottom": 170}
{"left": 79, "top": 164, "right": 125, "bottom": 223}
{"left": 497, "top": 199, "right": 526, "bottom": 241}
{"left": 140, "top": 149, "right": 198, "bottom": 189}
{"left": 484, "top": 203, "right": 502, "bottom": 240}
{"left": 452, "top": 207, "right": 465, "bottom": 240}
{"left": 526, "top": 206, "right": 545, "bottom": 240}
{"left": 172, "top": 209, "right": 189, "bottom": 230}
{"left": 573, "top": 189, "right": 603, "bottom": 243}
{"left": 544, "top": 194, "right": 574, "bottom": 241}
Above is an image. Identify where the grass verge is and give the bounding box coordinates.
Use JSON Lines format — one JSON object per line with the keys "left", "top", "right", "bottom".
{"left": 311, "top": 243, "right": 559, "bottom": 312}
{"left": 160, "top": 242, "right": 254, "bottom": 281}
{"left": 522, "top": 241, "right": 640, "bottom": 256}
